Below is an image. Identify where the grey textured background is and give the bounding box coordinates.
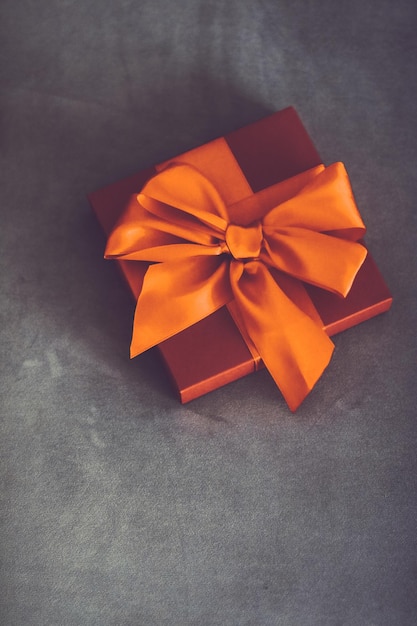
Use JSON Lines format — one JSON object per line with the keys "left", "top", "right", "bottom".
{"left": 1, "top": 1, "right": 416, "bottom": 625}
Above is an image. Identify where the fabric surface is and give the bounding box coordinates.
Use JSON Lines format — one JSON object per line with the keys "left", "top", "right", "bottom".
{"left": 1, "top": 1, "right": 416, "bottom": 625}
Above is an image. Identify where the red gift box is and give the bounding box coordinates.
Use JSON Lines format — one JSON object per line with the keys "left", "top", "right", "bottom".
{"left": 89, "top": 107, "right": 392, "bottom": 408}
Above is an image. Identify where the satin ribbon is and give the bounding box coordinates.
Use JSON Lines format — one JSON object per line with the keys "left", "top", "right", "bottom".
{"left": 106, "top": 156, "right": 367, "bottom": 411}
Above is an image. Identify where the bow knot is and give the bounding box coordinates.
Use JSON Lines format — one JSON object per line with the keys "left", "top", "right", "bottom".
{"left": 225, "top": 222, "right": 263, "bottom": 260}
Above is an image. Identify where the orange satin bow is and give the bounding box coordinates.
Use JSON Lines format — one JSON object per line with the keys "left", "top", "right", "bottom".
{"left": 106, "top": 160, "right": 367, "bottom": 410}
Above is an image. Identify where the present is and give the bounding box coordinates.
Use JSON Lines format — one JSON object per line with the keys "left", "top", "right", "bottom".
{"left": 89, "top": 107, "right": 392, "bottom": 410}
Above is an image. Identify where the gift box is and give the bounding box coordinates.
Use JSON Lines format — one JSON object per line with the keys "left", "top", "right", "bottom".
{"left": 89, "top": 107, "right": 392, "bottom": 410}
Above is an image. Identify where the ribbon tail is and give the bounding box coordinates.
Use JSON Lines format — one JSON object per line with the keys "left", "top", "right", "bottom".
{"left": 131, "top": 255, "right": 232, "bottom": 356}
{"left": 230, "top": 261, "right": 334, "bottom": 411}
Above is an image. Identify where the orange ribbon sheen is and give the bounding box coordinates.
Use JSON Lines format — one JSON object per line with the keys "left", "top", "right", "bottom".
{"left": 106, "top": 160, "right": 367, "bottom": 411}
